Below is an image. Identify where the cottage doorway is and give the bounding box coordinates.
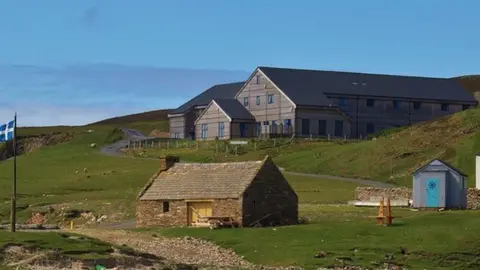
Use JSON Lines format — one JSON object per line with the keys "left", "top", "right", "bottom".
{"left": 188, "top": 202, "right": 213, "bottom": 225}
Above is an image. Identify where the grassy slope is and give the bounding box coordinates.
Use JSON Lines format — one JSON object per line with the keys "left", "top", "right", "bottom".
{"left": 90, "top": 109, "right": 172, "bottom": 125}
{"left": 0, "top": 231, "right": 125, "bottom": 260}
{"left": 152, "top": 207, "right": 480, "bottom": 269}
{"left": 0, "top": 120, "right": 360, "bottom": 223}
{"left": 128, "top": 107, "right": 480, "bottom": 186}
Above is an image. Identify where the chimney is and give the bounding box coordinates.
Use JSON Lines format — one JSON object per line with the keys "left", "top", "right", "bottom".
{"left": 159, "top": 155, "right": 180, "bottom": 171}
{"left": 476, "top": 153, "right": 480, "bottom": 189}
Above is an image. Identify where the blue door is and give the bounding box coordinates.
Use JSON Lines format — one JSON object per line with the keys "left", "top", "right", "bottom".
{"left": 425, "top": 178, "right": 440, "bottom": 207}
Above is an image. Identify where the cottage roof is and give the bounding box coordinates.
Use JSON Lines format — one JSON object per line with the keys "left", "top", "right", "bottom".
{"left": 258, "top": 66, "right": 477, "bottom": 107}
{"left": 213, "top": 99, "right": 255, "bottom": 121}
{"left": 138, "top": 159, "right": 267, "bottom": 200}
{"left": 170, "top": 81, "right": 245, "bottom": 115}
{"left": 412, "top": 159, "right": 468, "bottom": 177}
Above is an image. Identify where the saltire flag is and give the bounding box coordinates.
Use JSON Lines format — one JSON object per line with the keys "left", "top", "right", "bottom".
{"left": 0, "top": 120, "right": 15, "bottom": 142}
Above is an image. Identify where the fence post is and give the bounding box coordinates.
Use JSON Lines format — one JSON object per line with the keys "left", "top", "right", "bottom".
{"left": 151, "top": 141, "right": 154, "bottom": 148}
{"left": 328, "top": 134, "right": 330, "bottom": 141}
{"left": 344, "top": 133, "right": 347, "bottom": 140}
{"left": 273, "top": 139, "right": 276, "bottom": 147}
{"left": 167, "top": 141, "right": 170, "bottom": 148}
{"left": 196, "top": 141, "right": 199, "bottom": 150}
{"left": 254, "top": 142, "right": 257, "bottom": 151}
{"left": 176, "top": 140, "right": 179, "bottom": 148}
{"left": 310, "top": 134, "right": 312, "bottom": 140}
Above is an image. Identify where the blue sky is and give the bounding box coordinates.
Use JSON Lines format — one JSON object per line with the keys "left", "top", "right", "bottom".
{"left": 1, "top": 0, "right": 479, "bottom": 126}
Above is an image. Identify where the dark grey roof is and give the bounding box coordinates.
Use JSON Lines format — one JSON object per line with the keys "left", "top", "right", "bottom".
{"left": 171, "top": 82, "right": 245, "bottom": 114}
{"left": 259, "top": 67, "right": 477, "bottom": 107}
{"left": 214, "top": 99, "right": 255, "bottom": 121}
{"left": 413, "top": 159, "right": 467, "bottom": 177}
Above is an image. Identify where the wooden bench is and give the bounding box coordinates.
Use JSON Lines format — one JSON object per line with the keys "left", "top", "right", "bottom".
{"left": 192, "top": 216, "right": 236, "bottom": 229}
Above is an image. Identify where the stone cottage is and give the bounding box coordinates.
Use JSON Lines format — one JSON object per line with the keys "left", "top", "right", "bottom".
{"left": 136, "top": 155, "right": 298, "bottom": 228}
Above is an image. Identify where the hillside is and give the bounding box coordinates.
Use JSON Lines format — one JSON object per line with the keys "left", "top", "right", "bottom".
{"left": 90, "top": 109, "right": 173, "bottom": 125}
{"left": 126, "top": 106, "right": 480, "bottom": 186}
{"left": 457, "top": 75, "right": 480, "bottom": 101}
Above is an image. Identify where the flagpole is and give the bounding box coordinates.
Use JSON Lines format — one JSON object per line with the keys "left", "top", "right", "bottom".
{"left": 10, "top": 113, "right": 17, "bottom": 232}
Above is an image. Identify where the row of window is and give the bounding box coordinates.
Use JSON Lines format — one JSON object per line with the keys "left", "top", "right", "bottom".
{"left": 301, "top": 119, "right": 345, "bottom": 137}
{"left": 200, "top": 119, "right": 293, "bottom": 139}
{"left": 243, "top": 94, "right": 274, "bottom": 106}
{"left": 339, "top": 98, "right": 470, "bottom": 111}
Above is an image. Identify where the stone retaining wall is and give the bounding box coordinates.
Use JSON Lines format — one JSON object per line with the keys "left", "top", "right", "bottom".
{"left": 355, "top": 187, "right": 480, "bottom": 210}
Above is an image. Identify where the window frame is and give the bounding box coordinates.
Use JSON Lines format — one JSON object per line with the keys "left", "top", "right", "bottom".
{"left": 267, "top": 94, "right": 274, "bottom": 104}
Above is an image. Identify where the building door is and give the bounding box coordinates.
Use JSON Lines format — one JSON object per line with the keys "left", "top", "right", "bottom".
{"left": 301, "top": 119, "right": 310, "bottom": 135}
{"left": 188, "top": 202, "right": 213, "bottom": 225}
{"left": 334, "top": 120, "right": 344, "bottom": 137}
{"left": 239, "top": 123, "right": 248, "bottom": 137}
{"left": 425, "top": 178, "right": 440, "bottom": 207}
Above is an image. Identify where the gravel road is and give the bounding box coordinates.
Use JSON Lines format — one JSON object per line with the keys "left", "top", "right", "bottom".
{"left": 73, "top": 229, "right": 302, "bottom": 269}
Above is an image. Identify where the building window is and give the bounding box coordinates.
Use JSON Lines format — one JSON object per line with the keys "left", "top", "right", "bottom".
{"left": 243, "top": 97, "right": 249, "bottom": 106}
{"left": 256, "top": 96, "right": 261, "bottom": 105}
{"left": 318, "top": 120, "right": 326, "bottom": 136}
{"left": 413, "top": 102, "right": 421, "bottom": 110}
{"left": 256, "top": 122, "right": 261, "bottom": 136}
{"left": 366, "top": 99, "right": 375, "bottom": 107}
{"left": 256, "top": 75, "right": 261, "bottom": 84}
{"left": 393, "top": 100, "right": 400, "bottom": 109}
{"left": 334, "top": 120, "right": 343, "bottom": 137}
{"left": 440, "top": 103, "right": 449, "bottom": 112}
{"left": 462, "top": 104, "right": 470, "bottom": 111}
{"left": 267, "top": 94, "right": 274, "bottom": 104}
{"left": 172, "top": 132, "right": 179, "bottom": 139}
{"left": 201, "top": 124, "right": 208, "bottom": 139}
{"left": 218, "top": 122, "right": 224, "bottom": 138}
{"left": 263, "top": 121, "right": 269, "bottom": 126}
{"left": 338, "top": 98, "right": 347, "bottom": 106}
{"left": 162, "top": 201, "right": 169, "bottom": 212}
{"left": 366, "top": 123, "right": 375, "bottom": 134}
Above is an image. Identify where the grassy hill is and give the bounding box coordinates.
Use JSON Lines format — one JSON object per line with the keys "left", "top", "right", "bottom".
{"left": 457, "top": 75, "right": 480, "bottom": 102}
{"left": 90, "top": 109, "right": 173, "bottom": 125}
{"left": 126, "top": 106, "right": 480, "bottom": 186}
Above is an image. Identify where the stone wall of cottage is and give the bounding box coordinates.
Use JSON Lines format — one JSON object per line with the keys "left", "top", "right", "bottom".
{"left": 212, "top": 199, "right": 243, "bottom": 225}
{"left": 136, "top": 200, "right": 188, "bottom": 228}
{"left": 355, "top": 187, "right": 480, "bottom": 210}
{"left": 243, "top": 158, "right": 298, "bottom": 227}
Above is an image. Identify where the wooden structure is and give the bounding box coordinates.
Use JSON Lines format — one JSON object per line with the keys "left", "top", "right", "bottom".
{"left": 412, "top": 159, "right": 468, "bottom": 209}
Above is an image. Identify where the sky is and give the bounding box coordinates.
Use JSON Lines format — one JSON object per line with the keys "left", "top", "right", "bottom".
{"left": 1, "top": 0, "right": 479, "bottom": 126}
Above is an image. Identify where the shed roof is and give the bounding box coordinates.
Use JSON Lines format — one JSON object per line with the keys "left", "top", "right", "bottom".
{"left": 170, "top": 82, "right": 245, "bottom": 114}
{"left": 213, "top": 99, "right": 255, "bottom": 121}
{"left": 258, "top": 66, "right": 477, "bottom": 107}
{"left": 412, "top": 159, "right": 468, "bottom": 177}
{"left": 138, "top": 159, "right": 267, "bottom": 200}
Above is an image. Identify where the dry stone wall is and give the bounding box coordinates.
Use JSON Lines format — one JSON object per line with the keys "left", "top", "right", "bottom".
{"left": 136, "top": 200, "right": 187, "bottom": 228}
{"left": 355, "top": 187, "right": 480, "bottom": 210}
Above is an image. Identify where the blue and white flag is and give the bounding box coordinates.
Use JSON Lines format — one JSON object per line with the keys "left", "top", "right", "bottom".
{"left": 0, "top": 120, "right": 15, "bottom": 142}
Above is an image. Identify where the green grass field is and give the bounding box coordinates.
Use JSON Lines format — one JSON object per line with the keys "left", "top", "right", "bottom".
{"left": 0, "top": 120, "right": 361, "bottom": 224}
{"left": 148, "top": 202, "right": 480, "bottom": 269}
{"left": 0, "top": 231, "right": 125, "bottom": 259}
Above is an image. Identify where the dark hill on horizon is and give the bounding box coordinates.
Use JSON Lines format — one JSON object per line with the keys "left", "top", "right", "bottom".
{"left": 90, "top": 109, "right": 173, "bottom": 125}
